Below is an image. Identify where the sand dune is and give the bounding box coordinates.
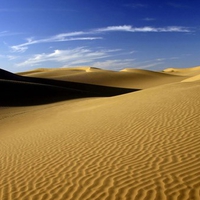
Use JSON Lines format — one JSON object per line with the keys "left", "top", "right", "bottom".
{"left": 1, "top": 66, "right": 200, "bottom": 200}
{"left": 0, "top": 69, "right": 136, "bottom": 106}
{"left": 163, "top": 66, "right": 200, "bottom": 76}
{"left": 18, "top": 67, "right": 187, "bottom": 89}
{"left": 181, "top": 74, "right": 200, "bottom": 82}
{"left": 18, "top": 67, "right": 104, "bottom": 77}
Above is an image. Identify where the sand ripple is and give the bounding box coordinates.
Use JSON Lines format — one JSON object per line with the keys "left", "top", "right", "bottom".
{"left": 1, "top": 82, "right": 200, "bottom": 199}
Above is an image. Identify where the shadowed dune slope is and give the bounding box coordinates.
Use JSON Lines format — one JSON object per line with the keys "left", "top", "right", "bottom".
{"left": 0, "top": 69, "right": 137, "bottom": 106}
{"left": 1, "top": 80, "right": 200, "bottom": 200}
{"left": 0, "top": 79, "right": 92, "bottom": 106}
{"left": 18, "top": 67, "right": 187, "bottom": 89}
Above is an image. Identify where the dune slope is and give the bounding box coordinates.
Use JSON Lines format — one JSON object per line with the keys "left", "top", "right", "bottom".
{"left": 163, "top": 66, "right": 200, "bottom": 76}
{"left": 0, "top": 69, "right": 137, "bottom": 106}
{"left": 1, "top": 79, "right": 200, "bottom": 200}
{"left": 17, "top": 67, "right": 187, "bottom": 89}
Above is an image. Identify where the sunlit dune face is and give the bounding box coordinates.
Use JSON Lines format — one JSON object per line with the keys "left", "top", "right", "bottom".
{"left": 1, "top": 66, "right": 200, "bottom": 199}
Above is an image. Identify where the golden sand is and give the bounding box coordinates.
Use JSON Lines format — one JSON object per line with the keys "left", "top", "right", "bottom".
{"left": 1, "top": 66, "right": 200, "bottom": 200}
{"left": 18, "top": 67, "right": 187, "bottom": 89}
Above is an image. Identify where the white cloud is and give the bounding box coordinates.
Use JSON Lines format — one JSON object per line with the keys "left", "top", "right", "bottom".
{"left": 16, "top": 47, "right": 115, "bottom": 67}
{"left": 96, "top": 25, "right": 191, "bottom": 33}
{"left": 11, "top": 35, "right": 102, "bottom": 52}
{"left": 97, "top": 25, "right": 133, "bottom": 32}
{"left": 11, "top": 45, "right": 28, "bottom": 53}
{"left": 11, "top": 25, "right": 192, "bottom": 53}
{"left": 92, "top": 59, "right": 135, "bottom": 70}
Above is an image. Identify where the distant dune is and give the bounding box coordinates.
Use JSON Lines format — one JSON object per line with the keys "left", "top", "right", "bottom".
{"left": 1, "top": 66, "right": 200, "bottom": 200}
{"left": 18, "top": 66, "right": 187, "bottom": 89}
{"left": 163, "top": 65, "right": 200, "bottom": 76}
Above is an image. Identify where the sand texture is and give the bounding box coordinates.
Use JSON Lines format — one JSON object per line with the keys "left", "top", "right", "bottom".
{"left": 1, "top": 66, "right": 200, "bottom": 200}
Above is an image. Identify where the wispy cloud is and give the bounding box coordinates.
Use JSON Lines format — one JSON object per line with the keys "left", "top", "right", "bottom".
{"left": 11, "top": 25, "right": 192, "bottom": 52}
{"left": 0, "top": 8, "right": 76, "bottom": 12}
{"left": 0, "top": 54, "right": 19, "bottom": 60}
{"left": 7, "top": 55, "right": 19, "bottom": 60}
{"left": 16, "top": 47, "right": 119, "bottom": 67}
{"left": 92, "top": 59, "right": 135, "bottom": 70}
{"left": 11, "top": 34, "right": 102, "bottom": 52}
{"left": 156, "top": 58, "right": 166, "bottom": 61}
{"left": 16, "top": 46, "right": 137, "bottom": 71}
{"left": 137, "top": 62, "right": 164, "bottom": 69}
{"left": 11, "top": 30, "right": 103, "bottom": 52}
{"left": 0, "top": 30, "right": 23, "bottom": 37}
{"left": 125, "top": 3, "right": 148, "bottom": 9}
{"left": 143, "top": 18, "right": 156, "bottom": 21}
{"left": 125, "top": 58, "right": 166, "bottom": 70}
{"left": 96, "top": 25, "right": 191, "bottom": 33}
{"left": 167, "top": 3, "right": 190, "bottom": 8}
{"left": 0, "top": 31, "right": 9, "bottom": 36}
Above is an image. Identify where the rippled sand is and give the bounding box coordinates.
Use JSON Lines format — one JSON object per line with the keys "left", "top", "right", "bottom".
{"left": 1, "top": 66, "right": 200, "bottom": 200}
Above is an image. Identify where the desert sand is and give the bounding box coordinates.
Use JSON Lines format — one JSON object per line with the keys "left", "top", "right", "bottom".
{"left": 1, "top": 66, "right": 200, "bottom": 200}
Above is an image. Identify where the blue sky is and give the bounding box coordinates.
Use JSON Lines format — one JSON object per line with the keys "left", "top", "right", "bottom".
{"left": 0, "top": 0, "right": 199, "bottom": 72}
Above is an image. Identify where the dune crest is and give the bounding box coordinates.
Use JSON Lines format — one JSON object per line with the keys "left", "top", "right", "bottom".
{"left": 163, "top": 66, "right": 200, "bottom": 76}
{"left": 17, "top": 66, "right": 187, "bottom": 89}
{"left": 18, "top": 66, "right": 103, "bottom": 76}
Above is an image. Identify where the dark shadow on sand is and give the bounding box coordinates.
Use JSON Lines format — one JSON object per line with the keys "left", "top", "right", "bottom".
{"left": 0, "top": 69, "right": 140, "bottom": 106}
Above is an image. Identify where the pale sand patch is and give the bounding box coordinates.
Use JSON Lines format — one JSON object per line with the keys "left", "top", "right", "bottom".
{"left": 1, "top": 80, "right": 200, "bottom": 200}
